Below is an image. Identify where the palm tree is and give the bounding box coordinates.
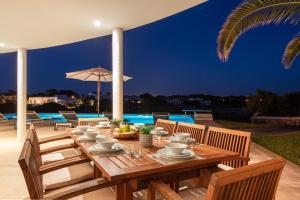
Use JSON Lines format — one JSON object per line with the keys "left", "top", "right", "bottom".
{"left": 217, "top": 0, "right": 300, "bottom": 69}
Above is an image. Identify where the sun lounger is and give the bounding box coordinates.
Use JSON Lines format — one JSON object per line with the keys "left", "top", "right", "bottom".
{"left": 0, "top": 113, "right": 16, "bottom": 128}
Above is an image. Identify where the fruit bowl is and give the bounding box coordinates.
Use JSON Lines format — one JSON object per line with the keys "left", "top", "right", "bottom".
{"left": 113, "top": 130, "right": 139, "bottom": 139}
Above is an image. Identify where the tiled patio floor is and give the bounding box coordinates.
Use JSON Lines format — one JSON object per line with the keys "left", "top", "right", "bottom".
{"left": 0, "top": 125, "right": 299, "bottom": 200}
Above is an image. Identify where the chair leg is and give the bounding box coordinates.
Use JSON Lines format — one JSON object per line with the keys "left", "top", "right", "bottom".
{"left": 148, "top": 183, "right": 155, "bottom": 200}
{"left": 170, "top": 182, "right": 179, "bottom": 193}
{"left": 198, "top": 169, "right": 213, "bottom": 188}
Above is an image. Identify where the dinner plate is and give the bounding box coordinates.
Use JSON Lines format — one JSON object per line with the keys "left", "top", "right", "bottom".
{"left": 157, "top": 148, "right": 195, "bottom": 160}
{"left": 169, "top": 136, "right": 196, "bottom": 143}
{"left": 71, "top": 129, "right": 84, "bottom": 135}
{"left": 96, "top": 124, "right": 111, "bottom": 128}
{"left": 78, "top": 135, "right": 97, "bottom": 141}
{"left": 166, "top": 150, "right": 190, "bottom": 158}
{"left": 88, "top": 143, "right": 123, "bottom": 153}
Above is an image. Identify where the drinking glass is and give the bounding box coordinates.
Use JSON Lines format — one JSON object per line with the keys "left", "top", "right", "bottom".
{"left": 187, "top": 139, "right": 196, "bottom": 150}
{"left": 129, "top": 145, "right": 142, "bottom": 159}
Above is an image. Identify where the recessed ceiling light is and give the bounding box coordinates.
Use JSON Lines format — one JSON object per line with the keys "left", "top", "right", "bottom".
{"left": 93, "top": 20, "right": 102, "bottom": 27}
{"left": 0, "top": 43, "right": 5, "bottom": 47}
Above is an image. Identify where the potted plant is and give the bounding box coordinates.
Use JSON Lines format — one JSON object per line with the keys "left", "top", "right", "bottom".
{"left": 110, "top": 118, "right": 122, "bottom": 134}
{"left": 139, "top": 126, "right": 154, "bottom": 147}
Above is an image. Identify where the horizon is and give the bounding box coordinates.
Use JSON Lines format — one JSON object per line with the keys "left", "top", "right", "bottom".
{"left": 1, "top": 0, "right": 300, "bottom": 96}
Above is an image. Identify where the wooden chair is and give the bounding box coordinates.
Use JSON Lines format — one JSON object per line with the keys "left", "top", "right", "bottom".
{"left": 19, "top": 140, "right": 116, "bottom": 200}
{"left": 78, "top": 117, "right": 109, "bottom": 126}
{"left": 24, "top": 130, "right": 95, "bottom": 189}
{"left": 205, "top": 126, "right": 251, "bottom": 168}
{"left": 27, "top": 126, "right": 82, "bottom": 165}
{"left": 59, "top": 110, "right": 78, "bottom": 127}
{"left": 152, "top": 112, "right": 170, "bottom": 122}
{"left": 155, "top": 119, "right": 177, "bottom": 134}
{"left": 148, "top": 157, "right": 286, "bottom": 200}
{"left": 175, "top": 122, "right": 206, "bottom": 143}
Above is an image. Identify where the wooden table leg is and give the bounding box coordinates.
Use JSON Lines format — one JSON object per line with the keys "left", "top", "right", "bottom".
{"left": 125, "top": 183, "right": 133, "bottom": 200}
{"left": 116, "top": 183, "right": 126, "bottom": 200}
{"left": 148, "top": 183, "right": 155, "bottom": 200}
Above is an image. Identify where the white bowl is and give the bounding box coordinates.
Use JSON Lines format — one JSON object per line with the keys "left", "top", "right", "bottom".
{"left": 154, "top": 127, "right": 164, "bottom": 134}
{"left": 96, "top": 135, "right": 107, "bottom": 143}
{"left": 99, "top": 121, "right": 110, "bottom": 126}
{"left": 84, "top": 131, "right": 98, "bottom": 140}
{"left": 165, "top": 142, "right": 187, "bottom": 155}
{"left": 76, "top": 125, "right": 90, "bottom": 131}
{"left": 86, "top": 128, "right": 98, "bottom": 132}
{"left": 98, "top": 138, "right": 117, "bottom": 149}
{"left": 174, "top": 133, "right": 191, "bottom": 141}
{"left": 134, "top": 123, "right": 145, "bottom": 128}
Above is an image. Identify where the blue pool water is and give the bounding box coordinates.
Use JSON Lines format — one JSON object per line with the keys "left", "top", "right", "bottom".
{"left": 4, "top": 113, "right": 194, "bottom": 124}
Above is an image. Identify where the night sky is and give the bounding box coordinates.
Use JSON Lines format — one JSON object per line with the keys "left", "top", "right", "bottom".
{"left": 1, "top": 0, "right": 300, "bottom": 96}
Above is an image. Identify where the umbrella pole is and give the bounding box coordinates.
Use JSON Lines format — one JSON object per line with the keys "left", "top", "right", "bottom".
{"left": 97, "top": 76, "right": 101, "bottom": 117}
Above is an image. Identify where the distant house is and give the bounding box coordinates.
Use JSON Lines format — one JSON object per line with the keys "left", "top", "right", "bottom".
{"left": 0, "top": 94, "right": 16, "bottom": 104}
{"left": 124, "top": 95, "right": 140, "bottom": 103}
{"left": 167, "top": 97, "right": 184, "bottom": 105}
{"left": 187, "top": 97, "right": 212, "bottom": 106}
{"left": 56, "top": 95, "right": 75, "bottom": 105}
{"left": 28, "top": 96, "right": 57, "bottom": 105}
{"left": 28, "top": 95, "right": 75, "bottom": 106}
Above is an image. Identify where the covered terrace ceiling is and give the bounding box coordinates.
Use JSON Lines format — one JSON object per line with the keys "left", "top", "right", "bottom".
{"left": 0, "top": 0, "right": 207, "bottom": 53}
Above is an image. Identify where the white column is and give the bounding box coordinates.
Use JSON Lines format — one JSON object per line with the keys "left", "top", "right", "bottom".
{"left": 17, "top": 48, "right": 27, "bottom": 142}
{"left": 112, "top": 28, "right": 123, "bottom": 120}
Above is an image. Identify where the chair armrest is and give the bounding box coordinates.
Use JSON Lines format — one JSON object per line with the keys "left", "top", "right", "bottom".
{"left": 236, "top": 156, "right": 250, "bottom": 166}
{"left": 42, "top": 177, "right": 114, "bottom": 200}
{"left": 39, "top": 155, "right": 90, "bottom": 174}
{"left": 148, "top": 181, "right": 182, "bottom": 200}
{"left": 39, "top": 133, "right": 71, "bottom": 144}
{"left": 40, "top": 143, "right": 77, "bottom": 155}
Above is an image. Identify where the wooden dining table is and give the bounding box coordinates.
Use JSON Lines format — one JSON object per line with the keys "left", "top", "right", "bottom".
{"left": 68, "top": 128, "right": 239, "bottom": 200}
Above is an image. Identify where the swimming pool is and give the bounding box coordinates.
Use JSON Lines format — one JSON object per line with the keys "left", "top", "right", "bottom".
{"left": 4, "top": 113, "right": 194, "bottom": 124}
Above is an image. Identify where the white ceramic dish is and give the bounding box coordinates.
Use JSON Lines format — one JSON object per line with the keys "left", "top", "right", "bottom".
{"left": 84, "top": 131, "right": 98, "bottom": 140}
{"left": 96, "top": 124, "right": 110, "bottom": 128}
{"left": 71, "top": 129, "right": 83, "bottom": 135}
{"left": 99, "top": 121, "right": 110, "bottom": 126}
{"left": 165, "top": 142, "right": 187, "bottom": 155}
{"left": 78, "top": 135, "right": 96, "bottom": 142}
{"left": 157, "top": 148, "right": 195, "bottom": 160}
{"left": 98, "top": 138, "right": 117, "bottom": 149}
{"left": 174, "top": 133, "right": 191, "bottom": 141}
{"left": 76, "top": 126, "right": 90, "bottom": 131}
{"left": 89, "top": 143, "right": 123, "bottom": 153}
{"left": 96, "top": 135, "right": 107, "bottom": 143}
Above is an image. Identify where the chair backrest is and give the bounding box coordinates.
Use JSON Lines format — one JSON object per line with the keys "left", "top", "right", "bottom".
{"left": 205, "top": 127, "right": 251, "bottom": 168}
{"left": 78, "top": 117, "right": 109, "bottom": 126}
{"left": 206, "top": 157, "right": 286, "bottom": 200}
{"left": 59, "top": 111, "right": 78, "bottom": 122}
{"left": 18, "top": 140, "right": 44, "bottom": 199}
{"left": 27, "top": 111, "right": 42, "bottom": 120}
{"left": 155, "top": 119, "right": 177, "bottom": 134}
{"left": 152, "top": 112, "right": 170, "bottom": 122}
{"left": 26, "top": 126, "right": 43, "bottom": 167}
{"left": 175, "top": 122, "right": 206, "bottom": 143}
{"left": 0, "top": 113, "right": 8, "bottom": 121}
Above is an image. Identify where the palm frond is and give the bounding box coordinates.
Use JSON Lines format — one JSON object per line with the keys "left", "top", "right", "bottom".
{"left": 217, "top": 0, "right": 300, "bottom": 62}
{"left": 283, "top": 32, "right": 300, "bottom": 68}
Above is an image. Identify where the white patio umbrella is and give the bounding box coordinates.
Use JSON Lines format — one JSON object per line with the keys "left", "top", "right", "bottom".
{"left": 66, "top": 67, "right": 132, "bottom": 115}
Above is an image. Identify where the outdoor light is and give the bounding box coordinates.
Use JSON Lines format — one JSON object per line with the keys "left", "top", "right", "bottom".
{"left": 0, "top": 43, "right": 5, "bottom": 47}
{"left": 93, "top": 20, "right": 102, "bottom": 27}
